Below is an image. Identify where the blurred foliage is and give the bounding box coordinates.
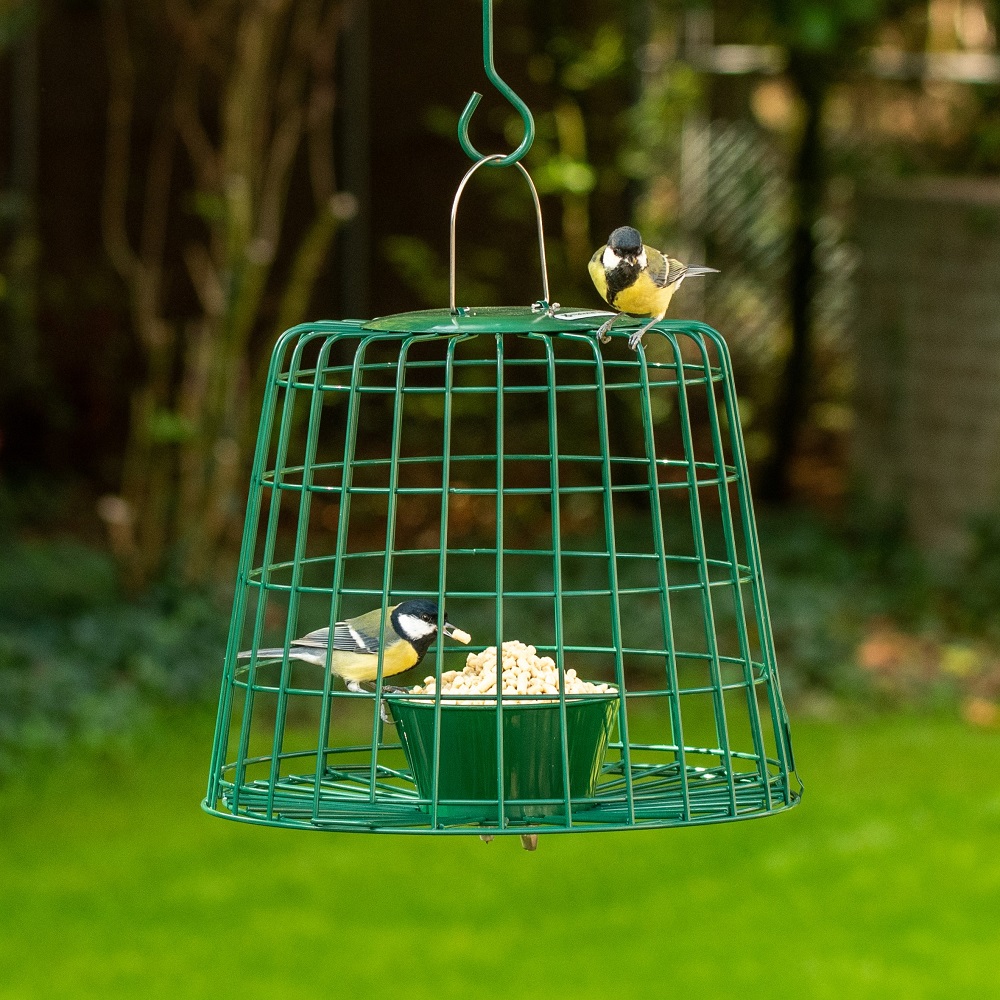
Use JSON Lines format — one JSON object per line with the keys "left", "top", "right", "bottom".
{"left": 0, "top": 0, "right": 36, "bottom": 49}
{"left": 763, "top": 503, "right": 1000, "bottom": 715}
{"left": 0, "top": 537, "right": 227, "bottom": 776}
{"left": 381, "top": 234, "right": 499, "bottom": 308}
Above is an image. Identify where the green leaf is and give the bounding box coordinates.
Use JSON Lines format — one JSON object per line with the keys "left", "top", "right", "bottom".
{"left": 796, "top": 5, "right": 837, "bottom": 50}
{"left": 147, "top": 410, "right": 197, "bottom": 444}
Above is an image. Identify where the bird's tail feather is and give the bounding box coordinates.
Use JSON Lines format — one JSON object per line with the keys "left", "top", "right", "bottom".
{"left": 238, "top": 647, "right": 287, "bottom": 661}
{"left": 683, "top": 265, "right": 719, "bottom": 278}
{"left": 233, "top": 647, "right": 288, "bottom": 677}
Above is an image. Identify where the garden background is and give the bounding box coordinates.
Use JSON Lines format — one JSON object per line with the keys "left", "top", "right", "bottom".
{"left": 1, "top": 1, "right": 999, "bottom": 996}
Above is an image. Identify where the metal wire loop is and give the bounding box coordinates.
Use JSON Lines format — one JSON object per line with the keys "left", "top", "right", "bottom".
{"left": 449, "top": 154, "right": 551, "bottom": 313}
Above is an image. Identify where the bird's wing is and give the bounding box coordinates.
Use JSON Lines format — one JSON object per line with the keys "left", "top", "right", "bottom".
{"left": 297, "top": 623, "right": 380, "bottom": 655}
{"left": 588, "top": 246, "right": 610, "bottom": 303}
{"left": 645, "top": 246, "right": 688, "bottom": 288}
{"left": 333, "top": 623, "right": 381, "bottom": 654}
{"left": 296, "top": 626, "right": 331, "bottom": 647}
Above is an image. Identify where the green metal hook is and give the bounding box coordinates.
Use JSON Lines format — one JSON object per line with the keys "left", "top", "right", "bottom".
{"left": 458, "top": 0, "right": 535, "bottom": 167}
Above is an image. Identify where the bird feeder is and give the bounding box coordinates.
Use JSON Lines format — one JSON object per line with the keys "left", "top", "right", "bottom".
{"left": 203, "top": 0, "right": 801, "bottom": 839}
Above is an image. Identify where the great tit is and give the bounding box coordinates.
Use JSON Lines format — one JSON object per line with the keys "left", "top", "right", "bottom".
{"left": 588, "top": 226, "right": 718, "bottom": 350}
{"left": 237, "top": 599, "right": 471, "bottom": 691}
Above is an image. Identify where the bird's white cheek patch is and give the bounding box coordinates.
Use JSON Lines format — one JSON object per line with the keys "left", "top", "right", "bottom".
{"left": 602, "top": 246, "right": 621, "bottom": 270}
{"left": 637, "top": 249, "right": 648, "bottom": 269}
{"left": 397, "top": 614, "right": 437, "bottom": 639}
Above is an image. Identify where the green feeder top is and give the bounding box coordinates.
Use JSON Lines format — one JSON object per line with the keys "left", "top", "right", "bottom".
{"left": 363, "top": 307, "right": 622, "bottom": 336}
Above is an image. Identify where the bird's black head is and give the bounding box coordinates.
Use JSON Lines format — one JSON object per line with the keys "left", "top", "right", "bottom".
{"left": 390, "top": 599, "right": 446, "bottom": 657}
{"left": 394, "top": 599, "right": 441, "bottom": 627}
{"left": 608, "top": 226, "right": 643, "bottom": 257}
{"left": 389, "top": 600, "right": 469, "bottom": 665}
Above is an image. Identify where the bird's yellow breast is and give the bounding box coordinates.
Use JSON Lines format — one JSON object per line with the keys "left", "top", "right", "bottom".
{"left": 329, "top": 641, "right": 420, "bottom": 682}
{"left": 611, "top": 271, "right": 676, "bottom": 318}
{"left": 587, "top": 255, "right": 609, "bottom": 301}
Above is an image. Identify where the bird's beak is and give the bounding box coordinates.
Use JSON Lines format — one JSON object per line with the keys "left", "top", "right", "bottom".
{"left": 442, "top": 622, "right": 471, "bottom": 644}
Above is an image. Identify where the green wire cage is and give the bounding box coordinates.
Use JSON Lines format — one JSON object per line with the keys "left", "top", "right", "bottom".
{"left": 203, "top": 301, "right": 802, "bottom": 837}
{"left": 203, "top": 2, "right": 801, "bottom": 841}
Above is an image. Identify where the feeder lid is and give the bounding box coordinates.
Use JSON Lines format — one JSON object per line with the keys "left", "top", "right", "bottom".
{"left": 363, "top": 306, "right": 623, "bottom": 336}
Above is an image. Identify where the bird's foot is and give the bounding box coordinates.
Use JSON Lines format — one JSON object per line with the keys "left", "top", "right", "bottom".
{"left": 628, "top": 317, "right": 659, "bottom": 351}
{"left": 595, "top": 316, "right": 617, "bottom": 344}
{"left": 347, "top": 680, "right": 410, "bottom": 695}
{"left": 344, "top": 680, "right": 410, "bottom": 723}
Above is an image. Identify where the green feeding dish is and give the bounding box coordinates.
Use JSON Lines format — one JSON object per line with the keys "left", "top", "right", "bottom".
{"left": 203, "top": 314, "right": 802, "bottom": 837}
{"left": 386, "top": 694, "right": 619, "bottom": 822}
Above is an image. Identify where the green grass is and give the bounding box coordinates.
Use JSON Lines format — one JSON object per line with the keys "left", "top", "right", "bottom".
{"left": 1, "top": 707, "right": 998, "bottom": 999}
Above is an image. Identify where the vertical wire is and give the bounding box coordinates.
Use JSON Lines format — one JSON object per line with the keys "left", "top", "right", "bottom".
{"left": 564, "top": 332, "right": 634, "bottom": 822}
{"left": 311, "top": 332, "right": 376, "bottom": 819}
{"left": 666, "top": 332, "right": 738, "bottom": 817}
{"left": 265, "top": 334, "right": 337, "bottom": 817}
{"left": 494, "top": 334, "right": 506, "bottom": 827}
{"left": 207, "top": 324, "right": 304, "bottom": 806}
{"left": 538, "top": 334, "right": 574, "bottom": 825}
{"left": 429, "top": 335, "right": 465, "bottom": 827}
{"left": 690, "top": 332, "right": 770, "bottom": 806}
{"left": 368, "top": 334, "right": 427, "bottom": 802}
{"left": 231, "top": 328, "right": 326, "bottom": 814}
{"left": 636, "top": 343, "right": 690, "bottom": 820}
{"left": 701, "top": 325, "right": 800, "bottom": 803}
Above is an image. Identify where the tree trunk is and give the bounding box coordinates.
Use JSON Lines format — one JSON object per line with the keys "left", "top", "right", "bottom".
{"left": 101, "top": 0, "right": 348, "bottom": 590}
{"left": 760, "top": 53, "right": 828, "bottom": 503}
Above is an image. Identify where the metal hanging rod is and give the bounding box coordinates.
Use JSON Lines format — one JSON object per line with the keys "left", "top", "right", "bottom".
{"left": 457, "top": 0, "right": 535, "bottom": 166}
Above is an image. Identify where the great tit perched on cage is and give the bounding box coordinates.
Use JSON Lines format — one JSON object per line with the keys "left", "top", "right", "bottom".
{"left": 237, "top": 599, "right": 471, "bottom": 691}
{"left": 588, "top": 226, "right": 718, "bottom": 350}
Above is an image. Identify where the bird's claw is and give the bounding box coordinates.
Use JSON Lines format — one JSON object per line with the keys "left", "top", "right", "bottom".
{"left": 344, "top": 679, "right": 408, "bottom": 723}
{"left": 595, "top": 316, "right": 616, "bottom": 344}
{"left": 627, "top": 330, "right": 644, "bottom": 351}
{"left": 347, "top": 680, "right": 410, "bottom": 695}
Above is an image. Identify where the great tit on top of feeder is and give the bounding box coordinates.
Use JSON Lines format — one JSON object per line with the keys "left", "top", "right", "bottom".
{"left": 237, "top": 599, "right": 471, "bottom": 692}
{"left": 588, "top": 226, "right": 718, "bottom": 350}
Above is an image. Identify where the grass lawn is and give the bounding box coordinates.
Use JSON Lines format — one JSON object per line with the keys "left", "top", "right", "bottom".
{"left": 1, "top": 706, "right": 998, "bottom": 1000}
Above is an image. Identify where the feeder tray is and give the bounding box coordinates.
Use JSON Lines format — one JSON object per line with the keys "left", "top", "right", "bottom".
{"left": 203, "top": 0, "right": 801, "bottom": 839}
{"left": 387, "top": 694, "right": 619, "bottom": 821}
